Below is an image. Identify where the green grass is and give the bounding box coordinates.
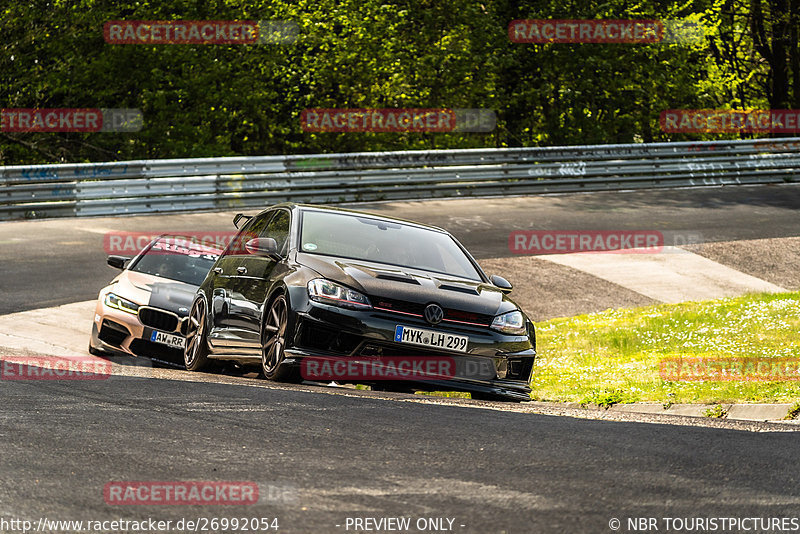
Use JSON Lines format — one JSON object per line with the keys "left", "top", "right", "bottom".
{"left": 531, "top": 291, "right": 800, "bottom": 405}
{"left": 703, "top": 404, "right": 728, "bottom": 418}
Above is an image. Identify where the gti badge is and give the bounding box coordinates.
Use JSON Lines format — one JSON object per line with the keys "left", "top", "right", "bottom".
{"left": 424, "top": 303, "right": 444, "bottom": 325}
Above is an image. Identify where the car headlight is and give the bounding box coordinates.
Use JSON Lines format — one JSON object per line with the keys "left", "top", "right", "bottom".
{"left": 307, "top": 279, "right": 372, "bottom": 310}
{"left": 105, "top": 292, "right": 140, "bottom": 314}
{"left": 491, "top": 310, "right": 526, "bottom": 335}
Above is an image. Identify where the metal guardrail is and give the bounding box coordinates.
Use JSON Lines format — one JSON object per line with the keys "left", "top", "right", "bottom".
{"left": 2, "top": 138, "right": 800, "bottom": 220}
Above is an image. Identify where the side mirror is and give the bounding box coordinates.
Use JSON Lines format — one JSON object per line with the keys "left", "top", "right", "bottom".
{"left": 107, "top": 255, "right": 130, "bottom": 270}
{"left": 245, "top": 237, "right": 280, "bottom": 259}
{"left": 490, "top": 274, "right": 513, "bottom": 292}
{"left": 233, "top": 213, "right": 252, "bottom": 229}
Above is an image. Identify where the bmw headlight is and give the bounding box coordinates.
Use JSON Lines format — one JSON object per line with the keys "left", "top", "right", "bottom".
{"left": 307, "top": 279, "right": 372, "bottom": 310}
{"left": 491, "top": 310, "right": 526, "bottom": 335}
{"left": 105, "top": 292, "right": 140, "bottom": 314}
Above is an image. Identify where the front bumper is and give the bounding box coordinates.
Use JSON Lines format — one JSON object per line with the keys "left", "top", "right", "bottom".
{"left": 89, "top": 298, "right": 187, "bottom": 365}
{"left": 285, "top": 287, "right": 536, "bottom": 400}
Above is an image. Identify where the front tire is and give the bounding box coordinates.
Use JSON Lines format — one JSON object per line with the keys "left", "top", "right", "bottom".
{"left": 184, "top": 297, "right": 211, "bottom": 371}
{"left": 261, "top": 294, "right": 300, "bottom": 382}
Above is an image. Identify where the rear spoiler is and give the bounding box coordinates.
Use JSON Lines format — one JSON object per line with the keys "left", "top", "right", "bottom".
{"left": 233, "top": 213, "right": 252, "bottom": 229}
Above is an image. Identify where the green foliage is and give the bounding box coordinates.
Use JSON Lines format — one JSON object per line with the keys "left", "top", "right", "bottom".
{"left": 785, "top": 401, "right": 800, "bottom": 420}
{"left": 1, "top": 0, "right": 797, "bottom": 163}
{"left": 580, "top": 388, "right": 628, "bottom": 408}
{"left": 703, "top": 404, "right": 727, "bottom": 418}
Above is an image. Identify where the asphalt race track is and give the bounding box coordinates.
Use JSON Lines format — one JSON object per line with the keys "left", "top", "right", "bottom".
{"left": 2, "top": 375, "right": 800, "bottom": 533}
{"left": 2, "top": 185, "right": 800, "bottom": 533}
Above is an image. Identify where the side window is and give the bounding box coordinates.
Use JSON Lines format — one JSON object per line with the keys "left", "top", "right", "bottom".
{"left": 223, "top": 213, "right": 270, "bottom": 258}
{"left": 259, "top": 210, "right": 291, "bottom": 255}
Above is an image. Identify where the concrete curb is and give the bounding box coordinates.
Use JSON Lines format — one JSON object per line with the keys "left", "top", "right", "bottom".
{"left": 527, "top": 401, "right": 798, "bottom": 423}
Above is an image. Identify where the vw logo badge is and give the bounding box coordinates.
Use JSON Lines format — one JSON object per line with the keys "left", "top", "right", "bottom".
{"left": 424, "top": 303, "right": 444, "bottom": 325}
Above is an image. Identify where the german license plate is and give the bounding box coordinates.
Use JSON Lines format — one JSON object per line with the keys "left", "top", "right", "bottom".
{"left": 394, "top": 325, "right": 468, "bottom": 352}
{"left": 150, "top": 330, "right": 185, "bottom": 349}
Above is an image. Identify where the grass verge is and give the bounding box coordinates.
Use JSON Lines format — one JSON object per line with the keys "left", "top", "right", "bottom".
{"left": 531, "top": 291, "right": 800, "bottom": 405}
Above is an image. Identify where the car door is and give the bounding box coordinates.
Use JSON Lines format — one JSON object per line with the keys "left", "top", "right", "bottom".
{"left": 232, "top": 208, "right": 292, "bottom": 342}
{"left": 207, "top": 215, "right": 268, "bottom": 352}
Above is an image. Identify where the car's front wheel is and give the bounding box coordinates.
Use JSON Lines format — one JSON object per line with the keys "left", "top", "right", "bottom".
{"left": 261, "top": 294, "right": 300, "bottom": 382}
{"left": 184, "top": 297, "right": 210, "bottom": 371}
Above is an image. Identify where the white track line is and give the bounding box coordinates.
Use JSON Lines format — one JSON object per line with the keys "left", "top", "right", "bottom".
{"left": 539, "top": 246, "right": 785, "bottom": 303}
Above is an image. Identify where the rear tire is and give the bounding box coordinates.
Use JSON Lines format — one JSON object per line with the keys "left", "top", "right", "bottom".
{"left": 184, "top": 298, "right": 211, "bottom": 371}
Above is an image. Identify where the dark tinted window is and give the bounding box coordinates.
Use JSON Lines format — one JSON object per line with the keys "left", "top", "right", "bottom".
{"left": 130, "top": 238, "right": 220, "bottom": 286}
{"left": 224, "top": 214, "right": 270, "bottom": 257}
{"left": 300, "top": 210, "right": 481, "bottom": 280}
{"left": 260, "top": 210, "right": 291, "bottom": 254}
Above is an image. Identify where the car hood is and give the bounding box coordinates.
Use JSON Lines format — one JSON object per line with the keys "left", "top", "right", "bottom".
{"left": 112, "top": 271, "right": 197, "bottom": 316}
{"left": 296, "top": 253, "right": 519, "bottom": 317}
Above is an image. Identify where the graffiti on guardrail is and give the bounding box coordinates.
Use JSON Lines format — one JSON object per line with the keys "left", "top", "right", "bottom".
{"left": 558, "top": 162, "right": 587, "bottom": 176}
{"left": 527, "top": 161, "right": 587, "bottom": 177}
{"left": 759, "top": 140, "right": 800, "bottom": 152}
{"left": 49, "top": 185, "right": 74, "bottom": 197}
{"left": 13, "top": 163, "right": 134, "bottom": 182}
{"left": 285, "top": 152, "right": 463, "bottom": 171}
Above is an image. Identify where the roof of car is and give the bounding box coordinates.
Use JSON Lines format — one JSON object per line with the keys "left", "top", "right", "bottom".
{"left": 257, "top": 203, "right": 449, "bottom": 234}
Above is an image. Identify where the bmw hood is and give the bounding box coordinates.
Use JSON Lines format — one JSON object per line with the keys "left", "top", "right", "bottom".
{"left": 296, "top": 253, "right": 519, "bottom": 318}
{"left": 113, "top": 271, "right": 197, "bottom": 316}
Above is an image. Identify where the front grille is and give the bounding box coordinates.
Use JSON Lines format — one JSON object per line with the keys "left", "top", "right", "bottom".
{"left": 442, "top": 308, "right": 492, "bottom": 326}
{"left": 295, "top": 319, "right": 361, "bottom": 355}
{"left": 372, "top": 297, "right": 424, "bottom": 316}
{"left": 372, "top": 297, "right": 492, "bottom": 326}
{"left": 138, "top": 307, "right": 179, "bottom": 332}
{"left": 129, "top": 338, "right": 184, "bottom": 364}
{"left": 98, "top": 319, "right": 129, "bottom": 347}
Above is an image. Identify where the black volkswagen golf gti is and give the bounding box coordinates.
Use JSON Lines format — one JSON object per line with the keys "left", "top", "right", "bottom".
{"left": 185, "top": 203, "right": 536, "bottom": 401}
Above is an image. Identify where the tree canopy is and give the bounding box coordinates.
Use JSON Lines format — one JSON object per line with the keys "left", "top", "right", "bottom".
{"left": 1, "top": 0, "right": 797, "bottom": 163}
